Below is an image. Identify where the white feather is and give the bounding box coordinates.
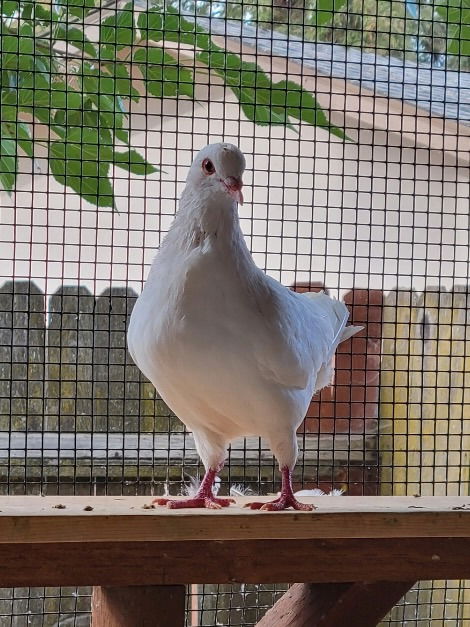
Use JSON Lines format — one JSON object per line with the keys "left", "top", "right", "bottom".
{"left": 183, "top": 475, "right": 221, "bottom": 497}
{"left": 229, "top": 484, "right": 255, "bottom": 497}
{"left": 294, "top": 488, "right": 345, "bottom": 497}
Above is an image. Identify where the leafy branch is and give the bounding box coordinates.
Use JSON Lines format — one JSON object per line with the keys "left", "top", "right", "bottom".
{"left": 434, "top": 0, "right": 470, "bottom": 58}
{"left": 0, "top": 0, "right": 345, "bottom": 207}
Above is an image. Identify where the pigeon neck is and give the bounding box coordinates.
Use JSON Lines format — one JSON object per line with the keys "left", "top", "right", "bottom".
{"left": 176, "top": 186, "right": 239, "bottom": 241}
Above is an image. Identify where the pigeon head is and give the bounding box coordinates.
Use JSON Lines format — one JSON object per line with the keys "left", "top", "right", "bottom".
{"left": 186, "top": 143, "right": 246, "bottom": 205}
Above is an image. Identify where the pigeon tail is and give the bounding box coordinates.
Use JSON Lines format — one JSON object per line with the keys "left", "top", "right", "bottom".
{"left": 303, "top": 291, "right": 363, "bottom": 391}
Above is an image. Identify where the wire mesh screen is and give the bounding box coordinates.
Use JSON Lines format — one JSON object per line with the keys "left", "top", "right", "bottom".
{"left": 0, "top": 0, "right": 469, "bottom": 624}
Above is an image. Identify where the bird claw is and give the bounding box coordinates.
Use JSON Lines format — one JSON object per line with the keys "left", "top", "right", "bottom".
{"left": 151, "top": 496, "right": 235, "bottom": 509}
{"left": 212, "top": 497, "right": 236, "bottom": 507}
{"left": 152, "top": 497, "right": 171, "bottom": 507}
{"left": 244, "top": 497, "right": 315, "bottom": 511}
{"left": 261, "top": 498, "right": 315, "bottom": 511}
{"left": 243, "top": 501, "right": 265, "bottom": 510}
{"left": 202, "top": 496, "right": 235, "bottom": 509}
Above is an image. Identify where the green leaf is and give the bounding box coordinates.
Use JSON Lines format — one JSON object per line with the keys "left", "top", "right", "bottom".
{"left": 99, "top": 127, "right": 113, "bottom": 146}
{"left": 113, "top": 149, "right": 158, "bottom": 175}
{"left": 15, "top": 71, "right": 51, "bottom": 114}
{"left": 32, "top": 4, "right": 55, "bottom": 21}
{"left": 235, "top": 86, "right": 289, "bottom": 125}
{"left": 0, "top": 43, "right": 35, "bottom": 71}
{"left": 137, "top": 9, "right": 163, "bottom": 41}
{"left": 100, "top": 61, "right": 139, "bottom": 101}
{"left": 138, "top": 8, "right": 215, "bottom": 50}
{"left": 54, "top": 109, "right": 66, "bottom": 126}
{"left": 448, "top": 25, "right": 470, "bottom": 56}
{"left": 135, "top": 47, "right": 194, "bottom": 100}
{"left": 66, "top": 127, "right": 113, "bottom": 159}
{"left": 115, "top": 128, "right": 130, "bottom": 144}
{"left": 161, "top": 11, "right": 205, "bottom": 47}
{"left": 17, "top": 70, "right": 49, "bottom": 91}
{"left": 98, "top": 93, "right": 118, "bottom": 112}
{"left": 202, "top": 43, "right": 347, "bottom": 138}
{"left": 49, "top": 138, "right": 114, "bottom": 207}
{"left": 1, "top": 35, "right": 22, "bottom": 70}
{"left": 198, "top": 50, "right": 289, "bottom": 126}
{"left": 51, "top": 82, "right": 83, "bottom": 110}
{"left": 81, "top": 68, "right": 127, "bottom": 117}
{"left": 10, "top": 25, "right": 35, "bottom": 73}
{"left": 39, "top": 107, "right": 55, "bottom": 124}
{"left": 134, "top": 46, "right": 164, "bottom": 65}
{"left": 100, "top": 7, "right": 135, "bottom": 50}
{"left": 435, "top": 0, "right": 470, "bottom": 57}
{"left": 274, "top": 80, "right": 347, "bottom": 139}
{"left": 53, "top": 25, "right": 98, "bottom": 58}
{"left": 0, "top": 69, "right": 15, "bottom": 89}
{"left": 134, "top": 47, "right": 162, "bottom": 96}
{"left": 99, "top": 110, "right": 120, "bottom": 130}
{"left": 81, "top": 72, "right": 98, "bottom": 94}
{"left": 0, "top": 135, "right": 17, "bottom": 192}
{"left": 18, "top": 86, "right": 50, "bottom": 108}
{"left": 114, "top": 63, "right": 140, "bottom": 102}
{"left": 2, "top": 1, "right": 19, "bottom": 17}
{"left": 0, "top": 104, "right": 17, "bottom": 121}
{"left": 1, "top": 35, "right": 18, "bottom": 54}
{"left": 145, "top": 80, "right": 163, "bottom": 98}
{"left": 16, "top": 122, "right": 33, "bottom": 157}
{"left": 21, "top": 1, "right": 33, "bottom": 19}
{"left": 34, "top": 54, "right": 52, "bottom": 76}
{"left": 19, "top": 22, "right": 33, "bottom": 42}
{"left": 82, "top": 108, "right": 98, "bottom": 128}
{"left": 435, "top": 0, "right": 470, "bottom": 26}
{"left": 314, "top": 0, "right": 347, "bottom": 26}
{"left": 56, "top": 0, "right": 97, "bottom": 20}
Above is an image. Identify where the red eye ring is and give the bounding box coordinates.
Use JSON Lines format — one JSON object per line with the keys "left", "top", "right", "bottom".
{"left": 202, "top": 158, "right": 215, "bottom": 175}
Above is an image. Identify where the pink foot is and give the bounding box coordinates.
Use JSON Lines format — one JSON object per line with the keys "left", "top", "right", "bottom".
{"left": 151, "top": 467, "right": 235, "bottom": 510}
{"left": 244, "top": 466, "right": 316, "bottom": 511}
{"left": 153, "top": 495, "right": 234, "bottom": 510}
{"left": 245, "top": 494, "right": 314, "bottom": 511}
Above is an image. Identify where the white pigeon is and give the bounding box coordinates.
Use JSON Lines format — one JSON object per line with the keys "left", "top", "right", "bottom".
{"left": 128, "top": 143, "right": 363, "bottom": 511}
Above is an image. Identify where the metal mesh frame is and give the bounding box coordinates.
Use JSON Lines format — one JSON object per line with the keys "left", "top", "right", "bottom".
{"left": 1, "top": 0, "right": 469, "bottom": 624}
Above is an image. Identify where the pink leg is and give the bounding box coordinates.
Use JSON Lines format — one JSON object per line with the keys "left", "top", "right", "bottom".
{"left": 245, "top": 467, "right": 315, "bottom": 511}
{"left": 152, "top": 468, "right": 235, "bottom": 510}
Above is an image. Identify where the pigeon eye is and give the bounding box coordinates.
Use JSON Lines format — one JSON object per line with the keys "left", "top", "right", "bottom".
{"left": 202, "top": 159, "right": 215, "bottom": 175}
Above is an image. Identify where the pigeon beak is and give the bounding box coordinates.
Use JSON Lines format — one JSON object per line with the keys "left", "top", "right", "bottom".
{"left": 223, "top": 176, "right": 244, "bottom": 205}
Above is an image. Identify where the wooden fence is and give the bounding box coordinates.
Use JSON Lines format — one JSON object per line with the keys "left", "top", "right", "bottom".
{"left": 0, "top": 279, "right": 377, "bottom": 492}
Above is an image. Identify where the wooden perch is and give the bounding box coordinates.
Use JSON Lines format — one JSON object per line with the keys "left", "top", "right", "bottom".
{"left": 1, "top": 496, "right": 470, "bottom": 626}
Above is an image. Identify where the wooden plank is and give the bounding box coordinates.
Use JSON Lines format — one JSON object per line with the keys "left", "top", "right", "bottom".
{"left": 0, "top": 496, "right": 469, "bottom": 544}
{"left": 256, "top": 581, "right": 414, "bottom": 626}
{"left": 0, "top": 431, "right": 371, "bottom": 465}
{"left": 91, "top": 585, "right": 186, "bottom": 627}
{"left": 1, "top": 538, "right": 469, "bottom": 587}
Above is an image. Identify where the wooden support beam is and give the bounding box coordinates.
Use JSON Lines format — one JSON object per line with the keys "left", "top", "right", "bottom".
{"left": 256, "top": 581, "right": 415, "bottom": 627}
{"left": 91, "top": 585, "right": 186, "bottom": 627}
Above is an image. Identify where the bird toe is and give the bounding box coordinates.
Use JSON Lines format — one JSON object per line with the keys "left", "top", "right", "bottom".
{"left": 244, "top": 501, "right": 265, "bottom": 510}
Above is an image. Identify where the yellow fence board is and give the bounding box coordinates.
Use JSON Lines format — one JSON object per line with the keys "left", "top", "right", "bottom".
{"left": 380, "top": 287, "right": 470, "bottom": 624}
